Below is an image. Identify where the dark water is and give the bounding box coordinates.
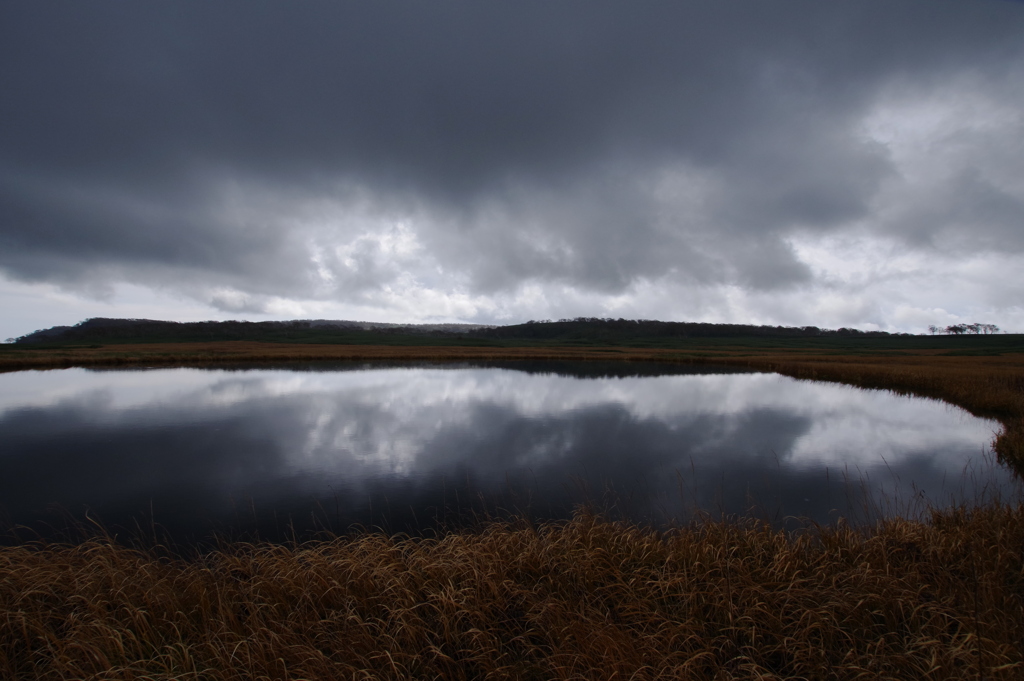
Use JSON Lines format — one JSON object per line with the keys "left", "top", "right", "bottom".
{"left": 0, "top": 362, "right": 1014, "bottom": 545}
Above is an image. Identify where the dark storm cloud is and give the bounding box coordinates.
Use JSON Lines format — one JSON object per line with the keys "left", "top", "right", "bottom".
{"left": 1, "top": 0, "right": 1023, "bottom": 307}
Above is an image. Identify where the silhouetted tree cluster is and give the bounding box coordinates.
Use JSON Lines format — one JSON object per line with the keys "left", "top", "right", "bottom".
{"left": 473, "top": 317, "right": 893, "bottom": 341}
{"left": 929, "top": 323, "right": 999, "bottom": 335}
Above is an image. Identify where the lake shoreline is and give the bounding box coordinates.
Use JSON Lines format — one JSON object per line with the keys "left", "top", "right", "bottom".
{"left": 2, "top": 343, "right": 1023, "bottom": 677}
{"left": 3, "top": 340, "right": 1023, "bottom": 469}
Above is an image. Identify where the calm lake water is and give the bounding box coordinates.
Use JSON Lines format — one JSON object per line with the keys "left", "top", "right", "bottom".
{"left": 0, "top": 362, "right": 1015, "bottom": 544}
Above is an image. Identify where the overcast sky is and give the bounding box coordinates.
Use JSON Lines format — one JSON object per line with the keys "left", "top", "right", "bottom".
{"left": 2, "top": 0, "right": 1023, "bottom": 339}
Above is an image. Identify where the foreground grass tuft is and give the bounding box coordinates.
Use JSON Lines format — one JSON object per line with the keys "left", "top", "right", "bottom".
{"left": 3, "top": 506, "right": 1023, "bottom": 680}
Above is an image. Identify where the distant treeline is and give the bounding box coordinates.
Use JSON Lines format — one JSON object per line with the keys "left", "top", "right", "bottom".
{"left": 928, "top": 323, "right": 1000, "bottom": 335}
{"left": 10, "top": 318, "right": 483, "bottom": 346}
{"left": 465, "top": 318, "right": 898, "bottom": 342}
{"left": 11, "top": 316, "right": 905, "bottom": 346}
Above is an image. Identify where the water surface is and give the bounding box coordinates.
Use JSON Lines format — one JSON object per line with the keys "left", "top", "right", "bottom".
{"left": 0, "top": 362, "right": 1012, "bottom": 543}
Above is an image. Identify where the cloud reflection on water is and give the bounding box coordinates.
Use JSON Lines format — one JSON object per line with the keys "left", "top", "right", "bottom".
{"left": 0, "top": 364, "right": 1011, "bottom": 541}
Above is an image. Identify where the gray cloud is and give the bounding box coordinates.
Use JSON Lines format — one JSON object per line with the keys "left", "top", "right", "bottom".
{"left": 1, "top": 0, "right": 1023, "bottom": 326}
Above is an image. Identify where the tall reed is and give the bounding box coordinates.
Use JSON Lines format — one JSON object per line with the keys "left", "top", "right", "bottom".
{"left": 3, "top": 342, "right": 1023, "bottom": 677}
{"left": 2, "top": 505, "right": 1022, "bottom": 680}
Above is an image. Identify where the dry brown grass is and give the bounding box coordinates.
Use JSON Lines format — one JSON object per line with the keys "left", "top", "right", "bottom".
{"left": 3, "top": 342, "right": 1024, "bottom": 678}
{"left": 2, "top": 506, "right": 1022, "bottom": 680}
{"left": 0, "top": 341, "right": 651, "bottom": 370}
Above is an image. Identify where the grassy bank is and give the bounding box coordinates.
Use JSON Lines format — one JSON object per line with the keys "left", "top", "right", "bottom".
{"left": 2, "top": 506, "right": 1022, "bottom": 680}
{"left": 3, "top": 341, "right": 1023, "bottom": 678}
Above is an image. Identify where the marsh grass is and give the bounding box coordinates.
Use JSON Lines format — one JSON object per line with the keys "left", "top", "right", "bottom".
{"left": 3, "top": 342, "right": 1024, "bottom": 677}
{"left": 2, "top": 504, "right": 1023, "bottom": 680}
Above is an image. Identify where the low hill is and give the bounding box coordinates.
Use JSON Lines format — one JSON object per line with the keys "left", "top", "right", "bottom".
{"left": 11, "top": 318, "right": 492, "bottom": 346}
{"left": 9, "top": 316, "right": 1020, "bottom": 353}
